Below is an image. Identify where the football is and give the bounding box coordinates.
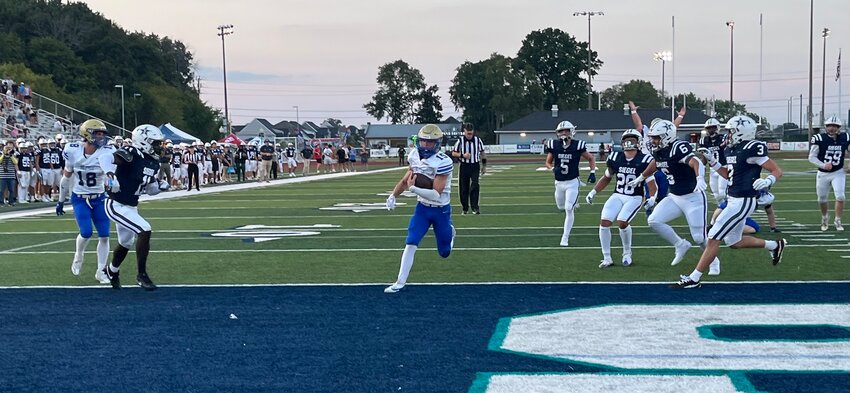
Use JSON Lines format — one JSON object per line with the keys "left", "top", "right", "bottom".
{"left": 413, "top": 173, "right": 434, "bottom": 189}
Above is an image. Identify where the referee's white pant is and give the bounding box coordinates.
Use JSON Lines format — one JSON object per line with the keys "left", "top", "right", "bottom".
{"left": 708, "top": 196, "right": 758, "bottom": 245}
{"left": 105, "top": 198, "right": 152, "bottom": 248}
{"left": 647, "top": 191, "right": 708, "bottom": 247}
{"left": 816, "top": 170, "right": 846, "bottom": 203}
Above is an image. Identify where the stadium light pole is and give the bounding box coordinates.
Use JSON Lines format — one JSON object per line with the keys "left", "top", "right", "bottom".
{"left": 807, "top": 0, "right": 814, "bottom": 139}
{"left": 573, "top": 11, "right": 604, "bottom": 110}
{"left": 653, "top": 51, "right": 672, "bottom": 100}
{"left": 821, "top": 28, "right": 830, "bottom": 126}
{"left": 133, "top": 93, "right": 141, "bottom": 127}
{"left": 726, "top": 21, "right": 735, "bottom": 102}
{"left": 217, "top": 24, "right": 234, "bottom": 133}
{"left": 114, "top": 84, "right": 125, "bottom": 132}
{"left": 293, "top": 105, "right": 299, "bottom": 124}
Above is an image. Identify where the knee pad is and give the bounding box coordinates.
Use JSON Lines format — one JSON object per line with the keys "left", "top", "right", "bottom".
{"left": 79, "top": 229, "right": 93, "bottom": 239}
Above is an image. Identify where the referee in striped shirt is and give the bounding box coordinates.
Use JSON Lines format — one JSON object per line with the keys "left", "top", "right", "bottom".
{"left": 451, "top": 123, "right": 486, "bottom": 214}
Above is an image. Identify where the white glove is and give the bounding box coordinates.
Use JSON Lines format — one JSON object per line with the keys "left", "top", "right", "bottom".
{"left": 386, "top": 195, "right": 396, "bottom": 210}
{"left": 585, "top": 189, "right": 596, "bottom": 205}
{"left": 695, "top": 177, "right": 707, "bottom": 192}
{"left": 645, "top": 195, "right": 657, "bottom": 209}
{"left": 107, "top": 177, "right": 120, "bottom": 193}
{"left": 752, "top": 175, "right": 776, "bottom": 191}
{"left": 627, "top": 175, "right": 645, "bottom": 188}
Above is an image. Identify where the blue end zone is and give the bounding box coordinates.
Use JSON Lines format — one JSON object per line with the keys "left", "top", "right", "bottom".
{"left": 0, "top": 283, "right": 847, "bottom": 392}
{"left": 701, "top": 324, "right": 850, "bottom": 342}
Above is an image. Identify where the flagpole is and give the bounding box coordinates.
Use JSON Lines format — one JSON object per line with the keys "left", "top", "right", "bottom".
{"left": 839, "top": 48, "right": 843, "bottom": 124}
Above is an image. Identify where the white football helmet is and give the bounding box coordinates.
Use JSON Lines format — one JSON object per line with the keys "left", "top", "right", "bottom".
{"left": 131, "top": 124, "right": 165, "bottom": 156}
{"left": 55, "top": 133, "right": 65, "bottom": 142}
{"left": 621, "top": 129, "right": 642, "bottom": 151}
{"left": 647, "top": 120, "right": 677, "bottom": 151}
{"left": 704, "top": 118, "right": 721, "bottom": 134}
{"left": 824, "top": 115, "right": 842, "bottom": 136}
{"left": 555, "top": 120, "right": 576, "bottom": 141}
{"left": 725, "top": 115, "right": 757, "bottom": 145}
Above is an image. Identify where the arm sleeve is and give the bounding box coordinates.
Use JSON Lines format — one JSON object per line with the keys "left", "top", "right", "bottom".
{"left": 808, "top": 145, "right": 826, "bottom": 169}
{"left": 62, "top": 147, "right": 74, "bottom": 172}
{"left": 58, "top": 173, "right": 73, "bottom": 203}
{"left": 409, "top": 186, "right": 440, "bottom": 201}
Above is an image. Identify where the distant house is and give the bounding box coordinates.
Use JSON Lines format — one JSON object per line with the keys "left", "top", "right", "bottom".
{"left": 495, "top": 108, "right": 712, "bottom": 145}
{"left": 235, "top": 118, "right": 285, "bottom": 141}
{"left": 442, "top": 116, "right": 462, "bottom": 124}
{"left": 364, "top": 122, "right": 464, "bottom": 148}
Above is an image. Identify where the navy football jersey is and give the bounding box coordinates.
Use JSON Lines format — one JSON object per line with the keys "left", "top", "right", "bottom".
{"left": 53, "top": 147, "right": 65, "bottom": 169}
{"left": 546, "top": 139, "right": 587, "bottom": 181}
{"left": 17, "top": 152, "right": 34, "bottom": 170}
{"left": 607, "top": 151, "right": 654, "bottom": 196}
{"left": 653, "top": 140, "right": 696, "bottom": 196}
{"left": 722, "top": 140, "right": 769, "bottom": 198}
{"left": 284, "top": 147, "right": 296, "bottom": 158}
{"left": 247, "top": 147, "right": 258, "bottom": 160}
{"left": 810, "top": 132, "right": 849, "bottom": 172}
{"left": 171, "top": 151, "right": 182, "bottom": 167}
{"left": 108, "top": 146, "right": 161, "bottom": 207}
{"left": 38, "top": 150, "right": 52, "bottom": 168}
{"left": 700, "top": 133, "right": 726, "bottom": 167}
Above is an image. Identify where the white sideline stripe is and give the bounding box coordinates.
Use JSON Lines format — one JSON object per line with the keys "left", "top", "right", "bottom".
{"left": 0, "top": 166, "right": 406, "bottom": 221}
{"left": 828, "top": 249, "right": 850, "bottom": 252}
{"left": 0, "top": 238, "right": 72, "bottom": 253}
{"left": 796, "top": 238, "right": 845, "bottom": 242}
{"left": 0, "top": 280, "right": 847, "bottom": 290}
{"left": 0, "top": 243, "right": 834, "bottom": 254}
{"left": 791, "top": 234, "right": 837, "bottom": 237}
{"left": 0, "top": 225, "right": 710, "bottom": 235}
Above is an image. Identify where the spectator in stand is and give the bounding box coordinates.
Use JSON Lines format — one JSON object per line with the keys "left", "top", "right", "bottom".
{"left": 0, "top": 141, "right": 18, "bottom": 206}
{"left": 234, "top": 145, "right": 248, "bottom": 182}
{"left": 359, "top": 143, "right": 370, "bottom": 171}
{"left": 322, "top": 143, "right": 335, "bottom": 173}
{"left": 398, "top": 143, "right": 406, "bottom": 166}
{"left": 301, "top": 144, "right": 313, "bottom": 176}
{"left": 258, "top": 139, "right": 274, "bottom": 183}
{"left": 53, "top": 118, "right": 63, "bottom": 135}
{"left": 21, "top": 83, "right": 31, "bottom": 105}
{"left": 336, "top": 143, "right": 348, "bottom": 172}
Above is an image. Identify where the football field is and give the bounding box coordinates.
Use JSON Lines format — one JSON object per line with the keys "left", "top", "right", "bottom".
{"left": 0, "top": 156, "right": 848, "bottom": 393}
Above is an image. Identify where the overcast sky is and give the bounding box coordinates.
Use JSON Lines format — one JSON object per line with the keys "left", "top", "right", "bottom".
{"left": 81, "top": 0, "right": 849, "bottom": 128}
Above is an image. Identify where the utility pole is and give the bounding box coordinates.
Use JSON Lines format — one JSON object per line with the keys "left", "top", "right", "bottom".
{"left": 217, "top": 24, "right": 234, "bottom": 133}
{"left": 726, "top": 21, "right": 735, "bottom": 102}
{"left": 807, "top": 0, "right": 814, "bottom": 139}
{"left": 821, "top": 28, "right": 830, "bottom": 127}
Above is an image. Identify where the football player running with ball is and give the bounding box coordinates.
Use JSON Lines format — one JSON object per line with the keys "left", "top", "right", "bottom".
{"left": 673, "top": 116, "right": 786, "bottom": 289}
{"left": 384, "top": 124, "right": 456, "bottom": 294}
{"left": 55, "top": 119, "right": 116, "bottom": 284}
{"left": 102, "top": 125, "right": 169, "bottom": 291}
{"left": 545, "top": 120, "right": 597, "bottom": 247}
{"left": 585, "top": 129, "right": 657, "bottom": 268}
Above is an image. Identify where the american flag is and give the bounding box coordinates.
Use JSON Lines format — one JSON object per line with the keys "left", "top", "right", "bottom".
{"left": 837, "top": 49, "right": 842, "bottom": 81}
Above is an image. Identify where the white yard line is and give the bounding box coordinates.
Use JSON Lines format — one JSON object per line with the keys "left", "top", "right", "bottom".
{"left": 0, "top": 280, "right": 847, "bottom": 290}
{"left": 0, "top": 243, "right": 836, "bottom": 254}
{"left": 0, "top": 238, "right": 73, "bottom": 253}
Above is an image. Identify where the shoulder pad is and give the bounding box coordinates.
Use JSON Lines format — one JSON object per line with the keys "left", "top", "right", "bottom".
{"left": 114, "top": 148, "right": 134, "bottom": 163}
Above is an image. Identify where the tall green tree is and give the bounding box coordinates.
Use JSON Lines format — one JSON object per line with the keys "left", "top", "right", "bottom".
{"left": 364, "top": 60, "right": 442, "bottom": 124}
{"left": 450, "top": 53, "right": 541, "bottom": 142}
{"left": 599, "top": 80, "right": 662, "bottom": 110}
{"left": 514, "top": 28, "right": 602, "bottom": 110}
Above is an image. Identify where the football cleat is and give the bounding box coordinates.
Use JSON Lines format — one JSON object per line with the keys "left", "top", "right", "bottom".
{"left": 622, "top": 255, "right": 633, "bottom": 267}
{"left": 771, "top": 238, "right": 787, "bottom": 266}
{"left": 559, "top": 238, "right": 569, "bottom": 247}
{"left": 103, "top": 266, "right": 120, "bottom": 289}
{"left": 670, "top": 275, "right": 701, "bottom": 289}
{"left": 835, "top": 219, "right": 844, "bottom": 232}
{"left": 450, "top": 225, "right": 456, "bottom": 249}
{"left": 71, "top": 258, "right": 83, "bottom": 276}
{"left": 708, "top": 258, "right": 721, "bottom": 276}
{"left": 770, "top": 227, "right": 782, "bottom": 233}
{"left": 821, "top": 216, "right": 829, "bottom": 232}
{"left": 598, "top": 259, "right": 614, "bottom": 269}
{"left": 383, "top": 283, "right": 404, "bottom": 293}
{"left": 136, "top": 273, "right": 158, "bottom": 291}
{"left": 671, "top": 241, "right": 692, "bottom": 266}
{"left": 95, "top": 270, "right": 110, "bottom": 284}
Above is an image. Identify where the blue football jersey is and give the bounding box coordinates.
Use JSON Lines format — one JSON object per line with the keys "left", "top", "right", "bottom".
{"left": 108, "top": 146, "right": 161, "bottom": 207}
{"left": 652, "top": 140, "right": 696, "bottom": 196}
{"left": 723, "top": 140, "right": 769, "bottom": 198}
{"left": 546, "top": 139, "right": 587, "bottom": 181}
{"left": 606, "top": 151, "right": 654, "bottom": 196}
{"left": 810, "top": 132, "right": 849, "bottom": 172}
{"left": 700, "top": 133, "right": 726, "bottom": 166}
